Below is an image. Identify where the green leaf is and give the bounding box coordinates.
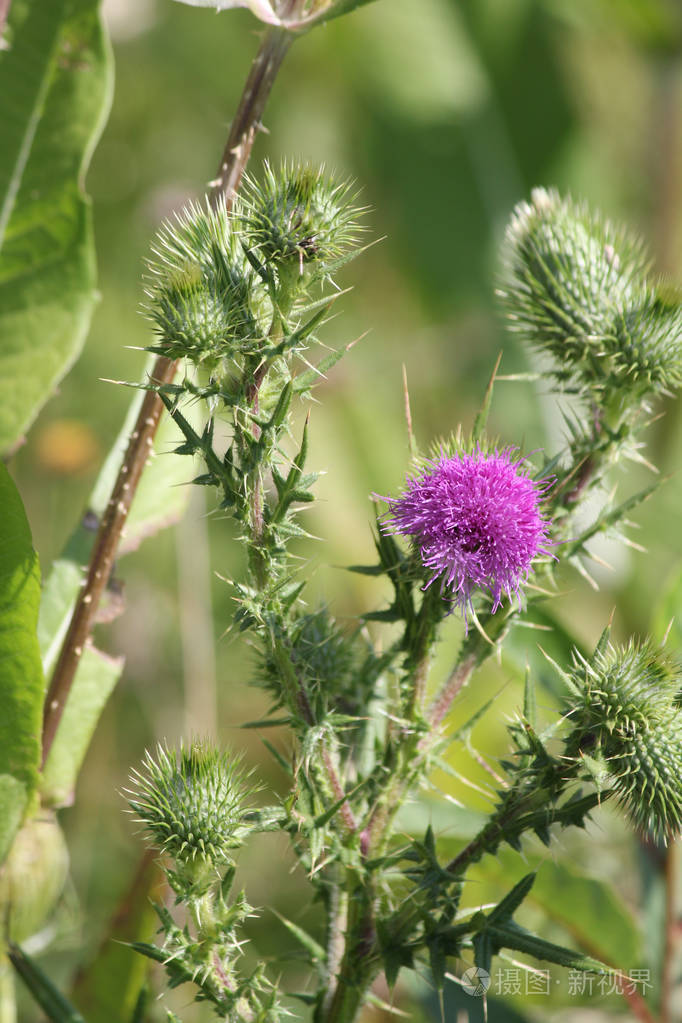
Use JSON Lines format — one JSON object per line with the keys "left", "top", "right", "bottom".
{"left": 41, "top": 644, "right": 124, "bottom": 807}
{"left": 470, "top": 848, "right": 641, "bottom": 970}
{"left": 0, "top": 464, "right": 44, "bottom": 850}
{"left": 271, "top": 910, "right": 327, "bottom": 969}
{"left": 9, "top": 942, "right": 87, "bottom": 1023}
{"left": 35, "top": 378, "right": 197, "bottom": 806}
{"left": 0, "top": 0, "right": 113, "bottom": 453}
{"left": 483, "top": 921, "right": 606, "bottom": 973}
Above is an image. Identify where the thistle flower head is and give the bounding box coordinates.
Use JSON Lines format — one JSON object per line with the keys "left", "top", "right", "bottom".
{"left": 499, "top": 188, "right": 682, "bottom": 404}
{"left": 239, "top": 161, "right": 363, "bottom": 271}
{"left": 127, "top": 742, "right": 257, "bottom": 873}
{"left": 564, "top": 639, "right": 682, "bottom": 843}
{"left": 382, "top": 449, "right": 552, "bottom": 621}
{"left": 144, "top": 200, "right": 261, "bottom": 365}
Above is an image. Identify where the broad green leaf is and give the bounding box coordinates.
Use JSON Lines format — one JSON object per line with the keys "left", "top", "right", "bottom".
{"left": 40, "top": 644, "right": 124, "bottom": 807}
{"left": 0, "top": 775, "right": 27, "bottom": 866}
{"left": 526, "top": 858, "right": 641, "bottom": 969}
{"left": 38, "top": 376, "right": 200, "bottom": 682}
{"left": 37, "top": 558, "right": 84, "bottom": 681}
{"left": 89, "top": 373, "right": 202, "bottom": 556}
{"left": 0, "top": 464, "right": 44, "bottom": 841}
{"left": 0, "top": 0, "right": 113, "bottom": 453}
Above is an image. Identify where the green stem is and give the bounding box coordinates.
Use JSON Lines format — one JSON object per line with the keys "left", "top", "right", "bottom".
{"left": 321, "top": 886, "right": 378, "bottom": 1023}
{"left": 321, "top": 875, "right": 349, "bottom": 1016}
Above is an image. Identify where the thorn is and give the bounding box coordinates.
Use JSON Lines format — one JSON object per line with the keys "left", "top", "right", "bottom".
{"left": 662, "top": 617, "right": 674, "bottom": 645}
{"left": 402, "top": 363, "right": 415, "bottom": 459}
{"left": 346, "top": 329, "right": 370, "bottom": 351}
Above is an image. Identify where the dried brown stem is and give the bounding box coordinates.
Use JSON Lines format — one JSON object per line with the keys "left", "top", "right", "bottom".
{"left": 41, "top": 356, "right": 176, "bottom": 767}
{"left": 209, "top": 27, "right": 293, "bottom": 210}
{"left": 41, "top": 24, "right": 296, "bottom": 769}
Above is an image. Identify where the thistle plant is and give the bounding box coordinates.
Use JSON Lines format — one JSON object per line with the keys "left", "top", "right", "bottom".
{"left": 3, "top": 6, "right": 682, "bottom": 1023}
{"left": 114, "top": 177, "right": 682, "bottom": 1023}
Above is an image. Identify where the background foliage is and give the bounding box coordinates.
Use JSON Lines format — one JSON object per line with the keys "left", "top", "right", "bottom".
{"left": 6, "top": 0, "right": 682, "bottom": 1019}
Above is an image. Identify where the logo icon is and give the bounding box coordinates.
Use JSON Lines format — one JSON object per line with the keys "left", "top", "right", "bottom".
{"left": 461, "top": 966, "right": 491, "bottom": 996}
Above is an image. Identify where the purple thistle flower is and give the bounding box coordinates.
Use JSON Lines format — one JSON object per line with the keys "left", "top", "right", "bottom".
{"left": 383, "top": 450, "right": 552, "bottom": 621}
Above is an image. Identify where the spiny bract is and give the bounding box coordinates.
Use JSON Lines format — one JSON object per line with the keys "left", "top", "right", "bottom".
{"left": 565, "top": 639, "right": 682, "bottom": 843}
{"left": 127, "top": 742, "right": 256, "bottom": 866}
{"left": 143, "top": 200, "right": 261, "bottom": 364}
{"left": 239, "top": 161, "right": 363, "bottom": 270}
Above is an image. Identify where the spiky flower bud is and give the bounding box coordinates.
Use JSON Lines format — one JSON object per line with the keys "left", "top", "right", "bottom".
{"left": 239, "top": 161, "right": 363, "bottom": 272}
{"left": 499, "top": 188, "right": 682, "bottom": 404}
{"left": 144, "top": 201, "right": 261, "bottom": 366}
{"left": 127, "top": 743, "right": 257, "bottom": 885}
{"left": 564, "top": 638, "right": 682, "bottom": 842}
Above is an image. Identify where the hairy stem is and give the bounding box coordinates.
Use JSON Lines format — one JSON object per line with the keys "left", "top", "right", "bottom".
{"left": 322, "top": 876, "right": 349, "bottom": 1016}
{"left": 427, "top": 649, "right": 479, "bottom": 731}
{"left": 321, "top": 887, "right": 378, "bottom": 1023}
{"left": 41, "top": 24, "right": 296, "bottom": 767}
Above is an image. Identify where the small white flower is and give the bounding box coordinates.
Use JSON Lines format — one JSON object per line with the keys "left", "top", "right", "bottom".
{"left": 172, "top": 0, "right": 284, "bottom": 25}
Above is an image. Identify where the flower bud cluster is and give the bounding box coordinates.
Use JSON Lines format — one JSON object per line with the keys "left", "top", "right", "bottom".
{"left": 144, "top": 165, "right": 363, "bottom": 373}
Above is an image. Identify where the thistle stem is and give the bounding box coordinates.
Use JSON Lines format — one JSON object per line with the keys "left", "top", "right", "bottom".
{"left": 41, "top": 24, "right": 296, "bottom": 768}
{"left": 427, "top": 650, "right": 478, "bottom": 731}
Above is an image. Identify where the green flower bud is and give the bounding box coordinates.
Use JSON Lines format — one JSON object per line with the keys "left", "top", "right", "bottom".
{"left": 499, "top": 188, "right": 682, "bottom": 404}
{"left": 127, "top": 742, "right": 257, "bottom": 882}
{"left": 0, "top": 813, "right": 69, "bottom": 941}
{"left": 564, "top": 638, "right": 682, "bottom": 842}
{"left": 144, "top": 201, "right": 262, "bottom": 365}
{"left": 239, "top": 161, "right": 363, "bottom": 271}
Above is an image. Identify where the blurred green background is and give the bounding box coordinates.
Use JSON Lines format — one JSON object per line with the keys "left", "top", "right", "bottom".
{"left": 9, "top": 0, "right": 682, "bottom": 1019}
